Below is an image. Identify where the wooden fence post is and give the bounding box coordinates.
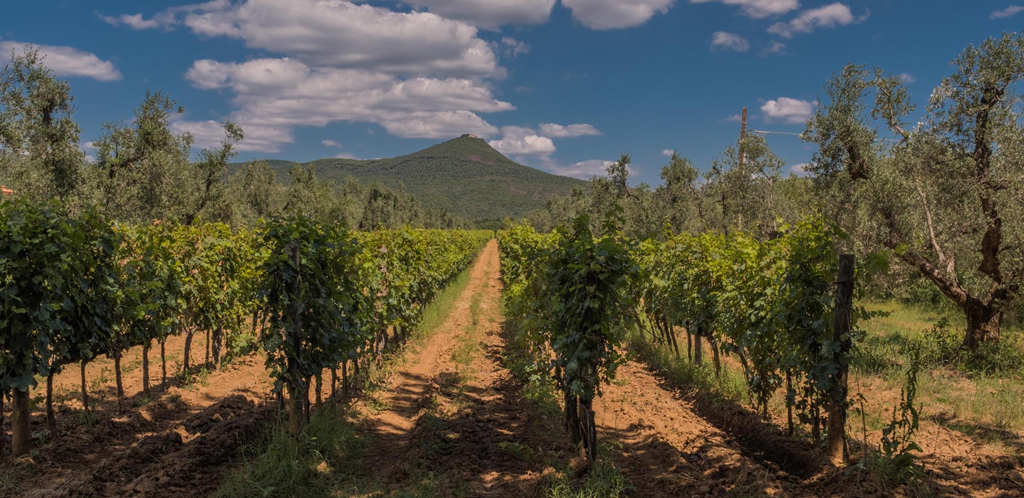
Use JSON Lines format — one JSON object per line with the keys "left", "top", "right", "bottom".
{"left": 827, "top": 254, "right": 855, "bottom": 465}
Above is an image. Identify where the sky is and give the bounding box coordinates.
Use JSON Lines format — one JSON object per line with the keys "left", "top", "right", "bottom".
{"left": 1, "top": 1, "right": 1020, "bottom": 185}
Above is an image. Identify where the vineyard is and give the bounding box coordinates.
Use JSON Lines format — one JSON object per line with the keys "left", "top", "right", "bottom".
{"left": 0, "top": 197, "right": 489, "bottom": 460}
{"left": 0, "top": 200, "right": 1021, "bottom": 497}
{"left": 498, "top": 216, "right": 865, "bottom": 464}
{"left": 1, "top": 26, "right": 1023, "bottom": 498}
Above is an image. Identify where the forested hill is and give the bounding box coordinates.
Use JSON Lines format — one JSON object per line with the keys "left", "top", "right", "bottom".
{"left": 239, "top": 135, "right": 586, "bottom": 223}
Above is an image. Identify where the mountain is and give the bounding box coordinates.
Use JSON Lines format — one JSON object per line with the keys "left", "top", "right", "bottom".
{"left": 248, "top": 135, "right": 586, "bottom": 223}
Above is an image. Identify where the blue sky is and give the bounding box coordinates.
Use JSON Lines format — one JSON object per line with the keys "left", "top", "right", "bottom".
{"left": 2, "top": 0, "right": 1020, "bottom": 185}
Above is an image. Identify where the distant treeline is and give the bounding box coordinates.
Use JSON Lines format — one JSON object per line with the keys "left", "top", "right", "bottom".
{"left": 0, "top": 49, "right": 466, "bottom": 230}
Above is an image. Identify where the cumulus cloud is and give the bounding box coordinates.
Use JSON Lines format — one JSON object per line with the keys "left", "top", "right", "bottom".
{"left": 180, "top": 57, "right": 511, "bottom": 152}
{"left": 488, "top": 126, "right": 556, "bottom": 156}
{"left": 789, "top": 162, "right": 810, "bottom": 176}
{"left": 768, "top": 3, "right": 867, "bottom": 38}
{"left": 321, "top": 139, "right": 343, "bottom": 148}
{"left": 661, "top": 149, "right": 675, "bottom": 157}
{"left": 760, "top": 97, "right": 814, "bottom": 124}
{"left": 538, "top": 123, "right": 601, "bottom": 138}
{"left": 548, "top": 159, "right": 616, "bottom": 179}
{"left": 899, "top": 73, "right": 915, "bottom": 84}
{"left": 169, "top": 117, "right": 285, "bottom": 152}
{"left": 0, "top": 41, "right": 122, "bottom": 81}
{"left": 107, "top": 0, "right": 501, "bottom": 78}
{"left": 991, "top": 5, "right": 1024, "bottom": 18}
{"left": 100, "top": 13, "right": 163, "bottom": 30}
{"left": 690, "top": 0, "right": 799, "bottom": 18}
{"left": 724, "top": 113, "right": 743, "bottom": 122}
{"left": 711, "top": 31, "right": 750, "bottom": 52}
{"left": 398, "top": 0, "right": 556, "bottom": 30}
{"left": 562, "top": 0, "right": 675, "bottom": 30}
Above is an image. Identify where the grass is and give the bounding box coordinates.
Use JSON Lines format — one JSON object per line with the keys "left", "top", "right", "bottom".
{"left": 626, "top": 329, "right": 747, "bottom": 405}
{"left": 214, "top": 406, "right": 364, "bottom": 498}
{"left": 543, "top": 455, "right": 631, "bottom": 498}
{"left": 412, "top": 259, "right": 477, "bottom": 343}
{"left": 0, "top": 466, "right": 21, "bottom": 495}
{"left": 122, "top": 356, "right": 143, "bottom": 375}
{"left": 853, "top": 300, "right": 1024, "bottom": 439}
{"left": 89, "top": 367, "right": 112, "bottom": 392}
{"left": 182, "top": 367, "right": 212, "bottom": 391}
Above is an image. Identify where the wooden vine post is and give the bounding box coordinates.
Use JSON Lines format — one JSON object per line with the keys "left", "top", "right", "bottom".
{"left": 287, "top": 243, "right": 304, "bottom": 437}
{"left": 827, "top": 254, "right": 855, "bottom": 465}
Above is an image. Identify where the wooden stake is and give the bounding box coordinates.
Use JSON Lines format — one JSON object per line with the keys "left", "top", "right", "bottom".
{"left": 827, "top": 254, "right": 855, "bottom": 466}
{"left": 738, "top": 107, "right": 748, "bottom": 166}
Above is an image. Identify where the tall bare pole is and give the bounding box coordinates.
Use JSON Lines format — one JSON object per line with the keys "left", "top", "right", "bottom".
{"left": 738, "top": 107, "right": 748, "bottom": 166}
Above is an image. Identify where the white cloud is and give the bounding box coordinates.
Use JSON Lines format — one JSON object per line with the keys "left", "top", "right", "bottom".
{"left": 690, "top": 0, "right": 799, "bottom": 18}
{"left": 548, "top": 159, "right": 615, "bottom": 179}
{"left": 661, "top": 149, "right": 675, "bottom": 157}
{"left": 498, "top": 37, "right": 531, "bottom": 58}
{"left": 768, "top": 3, "right": 867, "bottom": 38}
{"left": 182, "top": 57, "right": 511, "bottom": 151}
{"left": 711, "top": 31, "right": 750, "bottom": 52}
{"left": 334, "top": 152, "right": 358, "bottom": 159}
{"left": 112, "top": 0, "right": 501, "bottom": 78}
{"left": 100, "top": 13, "right": 162, "bottom": 30}
{"left": 760, "top": 97, "right": 814, "bottom": 124}
{"left": 789, "top": 162, "right": 810, "bottom": 176}
{"left": 562, "top": 0, "right": 675, "bottom": 30}
{"left": 489, "top": 126, "right": 556, "bottom": 156}
{"left": 0, "top": 42, "right": 122, "bottom": 81}
{"left": 898, "top": 73, "right": 915, "bottom": 84}
{"left": 321, "top": 139, "right": 343, "bottom": 148}
{"left": 538, "top": 123, "right": 601, "bottom": 138}
{"left": 991, "top": 5, "right": 1024, "bottom": 18}
{"left": 99, "top": 0, "right": 230, "bottom": 30}
{"left": 762, "top": 41, "right": 787, "bottom": 55}
{"left": 398, "top": 0, "right": 556, "bottom": 30}
{"left": 724, "top": 113, "right": 743, "bottom": 122}
{"left": 381, "top": 110, "right": 499, "bottom": 139}
{"left": 169, "top": 118, "right": 283, "bottom": 152}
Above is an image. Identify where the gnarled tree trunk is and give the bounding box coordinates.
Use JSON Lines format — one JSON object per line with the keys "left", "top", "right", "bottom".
{"left": 963, "top": 299, "right": 1002, "bottom": 349}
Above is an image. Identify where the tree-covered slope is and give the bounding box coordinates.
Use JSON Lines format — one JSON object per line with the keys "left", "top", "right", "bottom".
{"left": 249, "top": 135, "right": 586, "bottom": 222}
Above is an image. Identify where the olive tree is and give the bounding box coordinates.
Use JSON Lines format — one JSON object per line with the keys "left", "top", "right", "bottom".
{"left": 0, "top": 48, "right": 84, "bottom": 203}
{"left": 805, "top": 33, "right": 1024, "bottom": 349}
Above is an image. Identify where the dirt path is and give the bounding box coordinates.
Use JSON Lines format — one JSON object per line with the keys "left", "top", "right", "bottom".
{"left": 363, "top": 240, "right": 500, "bottom": 437}
{"left": 359, "top": 239, "right": 568, "bottom": 496}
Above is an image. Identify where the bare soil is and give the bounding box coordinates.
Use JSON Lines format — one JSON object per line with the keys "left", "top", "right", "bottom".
{"left": 3, "top": 330, "right": 275, "bottom": 497}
